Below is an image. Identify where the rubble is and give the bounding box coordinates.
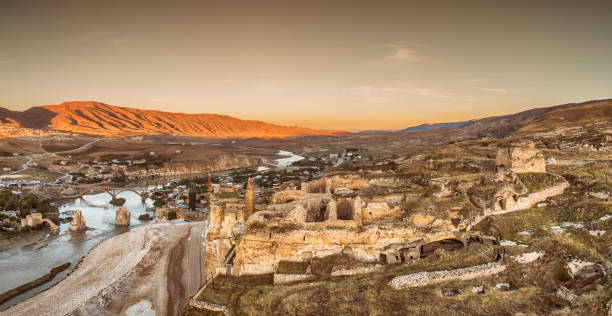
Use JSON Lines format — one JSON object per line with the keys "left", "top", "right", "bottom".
{"left": 389, "top": 262, "right": 505, "bottom": 289}
{"left": 494, "top": 282, "right": 517, "bottom": 291}
{"left": 514, "top": 251, "right": 545, "bottom": 263}
{"left": 471, "top": 286, "right": 487, "bottom": 294}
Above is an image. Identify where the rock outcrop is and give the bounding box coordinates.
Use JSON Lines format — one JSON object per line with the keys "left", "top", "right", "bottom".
{"left": 115, "top": 207, "right": 131, "bottom": 226}
{"left": 69, "top": 210, "right": 87, "bottom": 232}
{"left": 389, "top": 262, "right": 506, "bottom": 289}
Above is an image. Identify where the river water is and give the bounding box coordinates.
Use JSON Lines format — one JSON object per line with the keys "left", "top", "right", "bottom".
{"left": 0, "top": 191, "right": 154, "bottom": 310}
{"left": 275, "top": 150, "right": 305, "bottom": 167}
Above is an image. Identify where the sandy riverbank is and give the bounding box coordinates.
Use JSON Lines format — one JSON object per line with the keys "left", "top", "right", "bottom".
{"left": 0, "top": 229, "right": 49, "bottom": 254}
{"left": 1, "top": 220, "right": 207, "bottom": 316}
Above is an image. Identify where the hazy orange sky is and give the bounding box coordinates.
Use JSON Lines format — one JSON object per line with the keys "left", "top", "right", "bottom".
{"left": 0, "top": 0, "right": 611, "bottom": 130}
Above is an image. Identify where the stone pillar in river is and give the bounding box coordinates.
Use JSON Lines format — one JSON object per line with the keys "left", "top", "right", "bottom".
{"left": 69, "top": 210, "right": 87, "bottom": 232}
{"left": 244, "top": 177, "right": 255, "bottom": 220}
{"left": 115, "top": 207, "right": 131, "bottom": 226}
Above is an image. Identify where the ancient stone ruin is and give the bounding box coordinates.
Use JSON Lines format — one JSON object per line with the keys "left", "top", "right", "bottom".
{"left": 69, "top": 210, "right": 87, "bottom": 232}
{"left": 115, "top": 207, "right": 131, "bottom": 226}
{"left": 20, "top": 212, "right": 60, "bottom": 235}
{"left": 20, "top": 212, "right": 43, "bottom": 228}
{"left": 495, "top": 140, "right": 545, "bottom": 173}
{"left": 203, "top": 174, "right": 498, "bottom": 278}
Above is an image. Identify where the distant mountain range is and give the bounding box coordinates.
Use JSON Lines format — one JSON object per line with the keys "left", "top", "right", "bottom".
{"left": 358, "top": 98, "right": 612, "bottom": 137}
{"left": 0, "top": 99, "right": 609, "bottom": 139}
{"left": 0, "top": 101, "right": 345, "bottom": 138}
{"left": 398, "top": 120, "right": 476, "bottom": 133}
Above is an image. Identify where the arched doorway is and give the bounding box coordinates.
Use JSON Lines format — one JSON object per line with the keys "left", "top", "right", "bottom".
{"left": 337, "top": 200, "right": 353, "bottom": 220}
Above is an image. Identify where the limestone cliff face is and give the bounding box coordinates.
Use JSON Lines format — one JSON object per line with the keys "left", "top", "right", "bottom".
{"left": 124, "top": 154, "right": 258, "bottom": 178}
{"left": 485, "top": 180, "right": 569, "bottom": 215}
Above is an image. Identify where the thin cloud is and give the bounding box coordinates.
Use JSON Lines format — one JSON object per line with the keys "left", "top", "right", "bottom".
{"left": 480, "top": 88, "right": 508, "bottom": 93}
{"left": 387, "top": 44, "right": 421, "bottom": 62}
{"left": 351, "top": 86, "right": 401, "bottom": 102}
{"left": 369, "top": 44, "right": 421, "bottom": 68}
{"left": 416, "top": 88, "right": 455, "bottom": 99}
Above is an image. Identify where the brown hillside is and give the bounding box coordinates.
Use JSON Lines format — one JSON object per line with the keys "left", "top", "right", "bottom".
{"left": 0, "top": 101, "right": 344, "bottom": 138}
{"left": 518, "top": 99, "right": 612, "bottom": 132}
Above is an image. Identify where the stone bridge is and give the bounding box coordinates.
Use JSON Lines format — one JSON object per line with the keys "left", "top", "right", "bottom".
{"left": 42, "top": 219, "right": 60, "bottom": 235}
{"left": 54, "top": 184, "right": 171, "bottom": 202}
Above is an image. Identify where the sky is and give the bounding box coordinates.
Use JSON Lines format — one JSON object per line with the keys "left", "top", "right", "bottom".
{"left": 0, "top": 0, "right": 611, "bottom": 131}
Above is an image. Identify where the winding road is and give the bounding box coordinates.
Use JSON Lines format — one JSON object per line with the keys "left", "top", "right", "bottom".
{"left": 4, "top": 139, "right": 100, "bottom": 182}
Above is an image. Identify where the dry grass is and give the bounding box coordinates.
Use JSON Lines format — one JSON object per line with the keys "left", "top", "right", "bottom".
{"left": 518, "top": 172, "right": 564, "bottom": 192}
{"left": 276, "top": 261, "right": 310, "bottom": 274}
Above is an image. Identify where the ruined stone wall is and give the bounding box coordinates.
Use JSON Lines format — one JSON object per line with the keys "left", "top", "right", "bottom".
{"left": 509, "top": 146, "right": 546, "bottom": 173}
{"left": 231, "top": 224, "right": 463, "bottom": 275}
{"left": 496, "top": 144, "right": 546, "bottom": 173}
{"left": 361, "top": 202, "right": 402, "bottom": 224}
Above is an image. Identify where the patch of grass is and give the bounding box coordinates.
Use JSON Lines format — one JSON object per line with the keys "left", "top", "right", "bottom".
{"left": 518, "top": 172, "right": 564, "bottom": 192}
{"left": 276, "top": 261, "right": 310, "bottom": 274}
{"left": 196, "top": 274, "right": 274, "bottom": 308}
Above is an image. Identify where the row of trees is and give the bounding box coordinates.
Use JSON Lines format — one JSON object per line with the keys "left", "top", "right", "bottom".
{"left": 0, "top": 189, "right": 57, "bottom": 217}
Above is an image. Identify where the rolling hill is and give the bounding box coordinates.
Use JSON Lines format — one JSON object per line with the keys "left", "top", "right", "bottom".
{"left": 0, "top": 101, "right": 345, "bottom": 138}
{"left": 517, "top": 99, "right": 612, "bottom": 132}
{"left": 390, "top": 99, "right": 611, "bottom": 139}
{"left": 399, "top": 120, "right": 475, "bottom": 133}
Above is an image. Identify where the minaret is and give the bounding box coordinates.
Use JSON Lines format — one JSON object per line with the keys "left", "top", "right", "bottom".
{"left": 245, "top": 177, "right": 255, "bottom": 220}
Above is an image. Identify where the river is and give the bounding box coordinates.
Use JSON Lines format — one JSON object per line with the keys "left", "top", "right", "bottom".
{"left": 275, "top": 150, "right": 305, "bottom": 167}
{"left": 0, "top": 191, "right": 154, "bottom": 310}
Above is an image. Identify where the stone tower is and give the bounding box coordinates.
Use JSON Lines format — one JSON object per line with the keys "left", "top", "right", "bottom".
{"left": 495, "top": 140, "right": 545, "bottom": 173}
{"left": 245, "top": 177, "right": 255, "bottom": 220}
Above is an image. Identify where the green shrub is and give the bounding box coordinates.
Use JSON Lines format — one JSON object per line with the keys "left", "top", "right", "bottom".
{"left": 110, "top": 198, "right": 126, "bottom": 206}
{"left": 168, "top": 210, "right": 177, "bottom": 220}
